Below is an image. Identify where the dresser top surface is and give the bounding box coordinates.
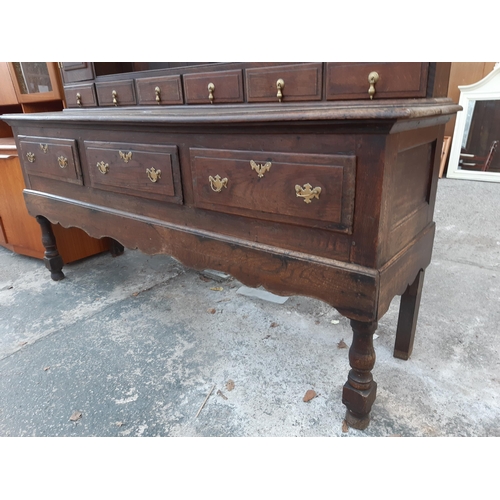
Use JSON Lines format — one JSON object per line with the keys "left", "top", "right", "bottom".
{"left": 2, "top": 98, "right": 461, "bottom": 127}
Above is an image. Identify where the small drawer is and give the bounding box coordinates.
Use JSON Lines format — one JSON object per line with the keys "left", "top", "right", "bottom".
{"left": 95, "top": 80, "right": 137, "bottom": 107}
{"left": 190, "top": 148, "right": 356, "bottom": 232}
{"left": 183, "top": 70, "right": 243, "bottom": 104}
{"left": 64, "top": 83, "right": 97, "bottom": 108}
{"left": 84, "top": 141, "right": 182, "bottom": 204}
{"left": 246, "top": 63, "right": 323, "bottom": 103}
{"left": 325, "top": 62, "right": 429, "bottom": 100}
{"left": 18, "top": 136, "right": 83, "bottom": 185}
{"left": 135, "top": 75, "right": 184, "bottom": 105}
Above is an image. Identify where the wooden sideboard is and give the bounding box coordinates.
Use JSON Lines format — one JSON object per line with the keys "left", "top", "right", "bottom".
{"left": 1, "top": 62, "right": 460, "bottom": 430}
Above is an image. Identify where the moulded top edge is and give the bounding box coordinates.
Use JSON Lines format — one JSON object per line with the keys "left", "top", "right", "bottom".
{"left": 1, "top": 99, "right": 462, "bottom": 126}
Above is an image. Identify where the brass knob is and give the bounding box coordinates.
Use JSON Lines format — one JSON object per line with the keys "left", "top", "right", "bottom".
{"left": 276, "top": 78, "right": 285, "bottom": 102}
{"left": 26, "top": 152, "right": 35, "bottom": 163}
{"left": 368, "top": 71, "right": 379, "bottom": 100}
{"left": 208, "top": 82, "right": 215, "bottom": 104}
{"left": 112, "top": 90, "right": 118, "bottom": 106}
{"left": 76, "top": 92, "right": 82, "bottom": 106}
{"left": 40, "top": 144, "right": 48, "bottom": 153}
{"left": 155, "top": 86, "right": 161, "bottom": 104}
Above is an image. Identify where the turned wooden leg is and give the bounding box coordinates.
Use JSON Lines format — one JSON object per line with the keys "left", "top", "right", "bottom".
{"left": 394, "top": 269, "right": 425, "bottom": 360}
{"left": 36, "top": 215, "right": 65, "bottom": 281}
{"left": 342, "top": 319, "right": 377, "bottom": 430}
{"left": 108, "top": 238, "right": 124, "bottom": 257}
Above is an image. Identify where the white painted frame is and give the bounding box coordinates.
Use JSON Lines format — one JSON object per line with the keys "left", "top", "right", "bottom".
{"left": 447, "top": 63, "right": 500, "bottom": 182}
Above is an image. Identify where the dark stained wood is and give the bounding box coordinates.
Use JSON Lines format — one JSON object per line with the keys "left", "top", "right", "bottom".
{"left": 394, "top": 269, "right": 425, "bottom": 360}
{"left": 107, "top": 238, "right": 125, "bottom": 257}
{"left": 325, "top": 62, "right": 429, "bottom": 100}
{"left": 18, "top": 136, "right": 83, "bottom": 185}
{"left": 1, "top": 62, "right": 460, "bottom": 430}
{"left": 190, "top": 148, "right": 355, "bottom": 232}
{"left": 342, "top": 319, "right": 378, "bottom": 430}
{"left": 24, "top": 190, "right": 379, "bottom": 322}
{"left": 36, "top": 215, "right": 65, "bottom": 281}
{"left": 246, "top": 63, "right": 323, "bottom": 102}
{"left": 426, "top": 62, "right": 451, "bottom": 98}
{"left": 377, "top": 223, "right": 435, "bottom": 320}
{"left": 60, "top": 62, "right": 95, "bottom": 84}
{"left": 135, "top": 75, "right": 183, "bottom": 106}
{"left": 64, "top": 83, "right": 97, "bottom": 108}
{"left": 183, "top": 70, "right": 243, "bottom": 104}
{"left": 95, "top": 80, "right": 136, "bottom": 107}
{"left": 84, "top": 141, "right": 182, "bottom": 204}
{"left": 53, "top": 62, "right": 451, "bottom": 110}
{"left": 28, "top": 174, "right": 353, "bottom": 262}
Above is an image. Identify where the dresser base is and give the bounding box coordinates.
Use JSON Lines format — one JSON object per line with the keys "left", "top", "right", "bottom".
{"left": 27, "top": 190, "right": 430, "bottom": 430}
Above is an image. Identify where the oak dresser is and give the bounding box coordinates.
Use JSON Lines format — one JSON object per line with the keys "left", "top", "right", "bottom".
{"left": 1, "top": 62, "right": 461, "bottom": 430}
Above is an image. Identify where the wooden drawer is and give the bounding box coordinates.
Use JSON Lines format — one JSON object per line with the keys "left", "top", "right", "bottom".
{"left": 135, "top": 75, "right": 184, "bottom": 105}
{"left": 325, "top": 62, "right": 429, "bottom": 100}
{"left": 64, "top": 83, "right": 97, "bottom": 108}
{"left": 60, "top": 62, "right": 95, "bottom": 84}
{"left": 95, "top": 80, "right": 137, "bottom": 107}
{"left": 246, "top": 63, "right": 323, "bottom": 103}
{"left": 18, "top": 136, "right": 83, "bottom": 185}
{"left": 84, "top": 141, "right": 182, "bottom": 204}
{"left": 183, "top": 70, "right": 243, "bottom": 104}
{"left": 190, "top": 148, "right": 356, "bottom": 232}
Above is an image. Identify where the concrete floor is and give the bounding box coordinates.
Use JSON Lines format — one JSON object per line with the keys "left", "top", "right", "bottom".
{"left": 0, "top": 178, "right": 499, "bottom": 437}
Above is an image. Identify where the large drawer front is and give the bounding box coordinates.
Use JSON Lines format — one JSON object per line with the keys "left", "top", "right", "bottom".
{"left": 84, "top": 141, "right": 182, "bottom": 204}
{"left": 325, "top": 62, "right": 429, "bottom": 100}
{"left": 18, "top": 136, "right": 83, "bottom": 185}
{"left": 190, "top": 148, "right": 356, "bottom": 232}
{"left": 246, "top": 63, "right": 323, "bottom": 102}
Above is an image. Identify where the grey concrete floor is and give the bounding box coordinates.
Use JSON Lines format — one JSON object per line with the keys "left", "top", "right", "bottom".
{"left": 0, "top": 178, "right": 499, "bottom": 437}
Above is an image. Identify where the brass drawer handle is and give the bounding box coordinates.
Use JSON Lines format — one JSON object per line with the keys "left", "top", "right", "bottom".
{"left": 276, "top": 78, "right": 284, "bottom": 102}
{"left": 97, "top": 161, "right": 109, "bottom": 174}
{"left": 155, "top": 86, "right": 161, "bottom": 104}
{"left": 208, "top": 83, "right": 215, "bottom": 104}
{"left": 26, "top": 152, "right": 35, "bottom": 163}
{"left": 368, "top": 71, "right": 379, "bottom": 100}
{"left": 40, "top": 144, "right": 48, "bottom": 153}
{"left": 209, "top": 174, "right": 228, "bottom": 192}
{"left": 250, "top": 160, "right": 271, "bottom": 178}
{"left": 58, "top": 156, "right": 68, "bottom": 169}
{"left": 76, "top": 92, "right": 82, "bottom": 106}
{"left": 295, "top": 183, "right": 321, "bottom": 203}
{"left": 119, "top": 151, "right": 132, "bottom": 163}
{"left": 146, "top": 167, "right": 161, "bottom": 183}
{"left": 112, "top": 90, "right": 118, "bottom": 106}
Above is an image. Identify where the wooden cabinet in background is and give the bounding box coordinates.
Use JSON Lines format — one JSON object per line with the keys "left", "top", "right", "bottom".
{"left": 3, "top": 62, "right": 65, "bottom": 114}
